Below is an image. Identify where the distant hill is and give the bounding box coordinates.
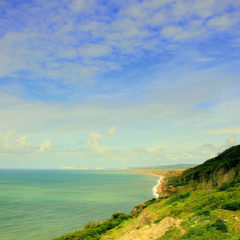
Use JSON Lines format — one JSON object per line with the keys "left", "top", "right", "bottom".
{"left": 132, "top": 163, "right": 197, "bottom": 170}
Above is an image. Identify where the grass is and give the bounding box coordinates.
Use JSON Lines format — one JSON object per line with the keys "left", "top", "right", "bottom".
{"left": 53, "top": 213, "right": 130, "bottom": 240}
{"left": 101, "top": 179, "right": 240, "bottom": 239}
{"left": 157, "top": 228, "right": 182, "bottom": 239}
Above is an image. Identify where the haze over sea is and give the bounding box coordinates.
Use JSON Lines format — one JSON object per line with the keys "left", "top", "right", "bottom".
{"left": 0, "top": 170, "right": 157, "bottom": 240}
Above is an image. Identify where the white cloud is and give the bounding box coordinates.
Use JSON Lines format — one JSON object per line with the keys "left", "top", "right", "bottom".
{"left": 0, "top": 130, "right": 37, "bottom": 154}
{"left": 0, "top": 129, "right": 16, "bottom": 148}
{"left": 194, "top": 136, "right": 239, "bottom": 160}
{"left": 89, "top": 132, "right": 102, "bottom": 139}
{"left": 206, "top": 126, "right": 240, "bottom": 134}
{"left": 16, "top": 135, "right": 26, "bottom": 145}
{"left": 107, "top": 126, "right": 116, "bottom": 136}
{"left": 61, "top": 166, "right": 88, "bottom": 169}
{"left": 161, "top": 23, "right": 204, "bottom": 40}
{"left": 194, "top": 57, "right": 214, "bottom": 62}
{"left": 40, "top": 140, "right": 51, "bottom": 152}
{"left": 147, "top": 10, "right": 167, "bottom": 26}
{"left": 207, "top": 13, "right": 238, "bottom": 30}
{"left": 192, "top": 0, "right": 216, "bottom": 18}
{"left": 162, "top": 26, "right": 183, "bottom": 39}
{"left": 226, "top": 136, "right": 237, "bottom": 147}
{"left": 79, "top": 44, "right": 112, "bottom": 58}
{"left": 69, "top": 0, "right": 96, "bottom": 13}
{"left": 86, "top": 139, "right": 109, "bottom": 154}
{"left": 145, "top": 146, "right": 161, "bottom": 153}
{"left": 142, "top": 0, "right": 174, "bottom": 9}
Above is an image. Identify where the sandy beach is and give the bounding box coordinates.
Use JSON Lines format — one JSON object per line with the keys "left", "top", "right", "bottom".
{"left": 135, "top": 169, "right": 183, "bottom": 198}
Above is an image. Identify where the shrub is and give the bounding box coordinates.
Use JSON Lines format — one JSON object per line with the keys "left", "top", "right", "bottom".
{"left": 154, "top": 217, "right": 164, "bottom": 224}
{"left": 169, "top": 192, "right": 190, "bottom": 203}
{"left": 130, "top": 199, "right": 157, "bottom": 217}
{"left": 195, "top": 210, "right": 210, "bottom": 217}
{"left": 112, "top": 213, "right": 129, "bottom": 220}
{"left": 207, "top": 196, "right": 223, "bottom": 210}
{"left": 218, "top": 182, "right": 232, "bottom": 191}
{"left": 158, "top": 227, "right": 182, "bottom": 239}
{"left": 222, "top": 201, "right": 240, "bottom": 211}
{"left": 210, "top": 219, "right": 228, "bottom": 232}
{"left": 54, "top": 213, "right": 129, "bottom": 240}
{"left": 218, "top": 177, "right": 240, "bottom": 191}
{"left": 182, "top": 225, "right": 227, "bottom": 240}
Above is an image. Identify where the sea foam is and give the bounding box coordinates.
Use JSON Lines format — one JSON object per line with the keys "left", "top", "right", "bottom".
{"left": 152, "top": 176, "right": 162, "bottom": 198}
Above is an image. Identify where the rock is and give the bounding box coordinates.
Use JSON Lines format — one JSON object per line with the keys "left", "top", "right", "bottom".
{"left": 118, "top": 217, "right": 183, "bottom": 240}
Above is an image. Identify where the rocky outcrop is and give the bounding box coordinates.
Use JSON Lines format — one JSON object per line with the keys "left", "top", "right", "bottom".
{"left": 118, "top": 217, "right": 184, "bottom": 240}
{"left": 130, "top": 199, "right": 155, "bottom": 217}
{"left": 158, "top": 177, "right": 179, "bottom": 197}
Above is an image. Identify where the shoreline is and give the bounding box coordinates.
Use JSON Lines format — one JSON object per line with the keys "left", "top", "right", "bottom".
{"left": 157, "top": 176, "right": 165, "bottom": 197}
{"left": 135, "top": 170, "right": 165, "bottom": 198}
{"left": 135, "top": 169, "right": 183, "bottom": 198}
{"left": 152, "top": 176, "right": 162, "bottom": 198}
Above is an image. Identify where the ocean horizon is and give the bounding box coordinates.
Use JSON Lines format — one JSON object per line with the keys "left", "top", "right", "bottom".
{"left": 0, "top": 169, "right": 158, "bottom": 240}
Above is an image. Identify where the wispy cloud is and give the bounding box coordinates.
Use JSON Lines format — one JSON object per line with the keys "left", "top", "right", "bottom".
{"left": 107, "top": 127, "right": 116, "bottom": 136}
{"left": 0, "top": 0, "right": 239, "bottom": 92}
{"left": 40, "top": 140, "right": 51, "bottom": 152}
{"left": 207, "top": 127, "right": 240, "bottom": 134}
{"left": 89, "top": 132, "right": 102, "bottom": 140}
{"left": 0, "top": 130, "right": 37, "bottom": 154}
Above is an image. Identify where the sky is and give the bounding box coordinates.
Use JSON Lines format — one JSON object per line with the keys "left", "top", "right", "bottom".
{"left": 0, "top": 0, "right": 240, "bottom": 169}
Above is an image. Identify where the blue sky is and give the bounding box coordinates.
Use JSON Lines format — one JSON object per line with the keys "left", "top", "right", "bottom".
{"left": 0, "top": 0, "right": 240, "bottom": 169}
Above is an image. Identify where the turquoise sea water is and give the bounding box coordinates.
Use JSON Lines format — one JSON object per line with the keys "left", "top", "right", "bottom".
{"left": 0, "top": 170, "right": 158, "bottom": 240}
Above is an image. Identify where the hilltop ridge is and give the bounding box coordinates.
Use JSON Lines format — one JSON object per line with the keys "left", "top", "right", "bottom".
{"left": 179, "top": 144, "right": 240, "bottom": 184}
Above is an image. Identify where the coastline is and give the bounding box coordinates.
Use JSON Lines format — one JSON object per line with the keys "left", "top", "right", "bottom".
{"left": 135, "top": 169, "right": 164, "bottom": 198}
{"left": 135, "top": 169, "right": 183, "bottom": 198}
{"left": 157, "top": 176, "right": 165, "bottom": 196}
{"left": 152, "top": 176, "right": 162, "bottom": 198}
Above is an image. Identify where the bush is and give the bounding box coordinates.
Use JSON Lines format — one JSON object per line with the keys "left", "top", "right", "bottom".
{"left": 169, "top": 192, "right": 190, "bottom": 203}
{"left": 222, "top": 201, "right": 240, "bottom": 211}
{"left": 182, "top": 225, "right": 227, "bottom": 240}
{"left": 158, "top": 227, "right": 182, "bottom": 239}
{"left": 218, "top": 182, "right": 232, "bottom": 191}
{"left": 210, "top": 219, "right": 228, "bottom": 232}
{"left": 112, "top": 213, "right": 129, "bottom": 220}
{"left": 154, "top": 217, "right": 164, "bottom": 224}
{"left": 207, "top": 196, "right": 223, "bottom": 210}
{"left": 54, "top": 213, "right": 129, "bottom": 240}
{"left": 195, "top": 210, "right": 210, "bottom": 217}
{"left": 218, "top": 177, "right": 240, "bottom": 191}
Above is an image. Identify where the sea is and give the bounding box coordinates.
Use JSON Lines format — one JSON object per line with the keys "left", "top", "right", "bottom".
{"left": 0, "top": 169, "right": 159, "bottom": 240}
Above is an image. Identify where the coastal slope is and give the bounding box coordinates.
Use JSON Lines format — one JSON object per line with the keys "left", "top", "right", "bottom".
{"left": 54, "top": 145, "right": 240, "bottom": 240}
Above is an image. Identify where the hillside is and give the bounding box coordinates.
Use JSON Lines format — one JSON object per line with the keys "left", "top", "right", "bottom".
{"left": 164, "top": 145, "right": 240, "bottom": 190}
{"left": 54, "top": 145, "right": 240, "bottom": 240}
{"left": 132, "top": 164, "right": 197, "bottom": 170}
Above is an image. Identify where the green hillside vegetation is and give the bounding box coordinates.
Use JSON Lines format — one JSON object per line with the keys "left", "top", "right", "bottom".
{"left": 170, "top": 145, "right": 240, "bottom": 187}
{"left": 54, "top": 145, "right": 240, "bottom": 240}
{"left": 54, "top": 213, "right": 129, "bottom": 240}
